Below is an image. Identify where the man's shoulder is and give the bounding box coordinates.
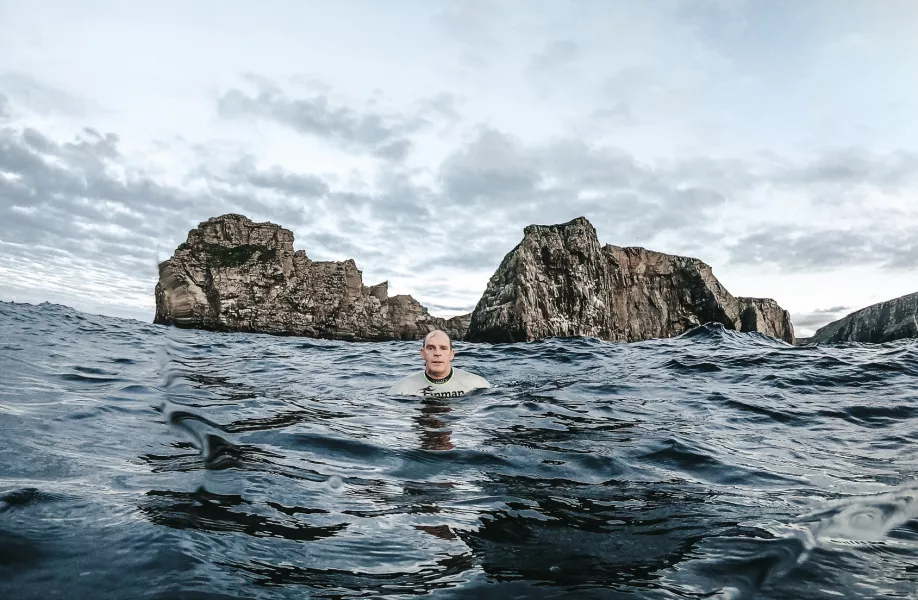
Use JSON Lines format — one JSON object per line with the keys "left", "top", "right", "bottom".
{"left": 453, "top": 368, "right": 491, "bottom": 387}
{"left": 387, "top": 371, "right": 427, "bottom": 394}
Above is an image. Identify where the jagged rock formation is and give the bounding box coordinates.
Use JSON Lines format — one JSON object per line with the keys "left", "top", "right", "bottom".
{"left": 807, "top": 291, "right": 918, "bottom": 344}
{"left": 465, "top": 217, "right": 795, "bottom": 344}
{"left": 154, "top": 214, "right": 469, "bottom": 341}
{"left": 735, "top": 297, "right": 795, "bottom": 343}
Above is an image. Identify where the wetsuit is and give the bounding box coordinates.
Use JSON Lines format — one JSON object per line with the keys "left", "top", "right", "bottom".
{"left": 387, "top": 367, "right": 490, "bottom": 397}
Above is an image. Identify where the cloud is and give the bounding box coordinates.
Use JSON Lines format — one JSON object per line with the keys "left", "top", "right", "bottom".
{"left": 429, "top": 125, "right": 918, "bottom": 285}
{"left": 0, "top": 72, "right": 96, "bottom": 116}
{"left": 306, "top": 231, "right": 382, "bottom": 263}
{"left": 776, "top": 149, "right": 918, "bottom": 192}
{"left": 597, "top": 67, "right": 660, "bottom": 125}
{"left": 414, "top": 236, "right": 512, "bottom": 273}
{"left": 791, "top": 306, "right": 854, "bottom": 334}
{"left": 0, "top": 126, "right": 206, "bottom": 226}
{"left": 440, "top": 128, "right": 543, "bottom": 205}
{"left": 0, "top": 93, "right": 8, "bottom": 120}
{"left": 230, "top": 155, "right": 330, "bottom": 198}
{"left": 591, "top": 103, "right": 633, "bottom": 126}
{"left": 217, "top": 83, "right": 427, "bottom": 161}
{"left": 420, "top": 302, "right": 477, "bottom": 314}
{"left": 436, "top": 127, "right": 731, "bottom": 246}
{"left": 527, "top": 40, "right": 581, "bottom": 75}
{"left": 433, "top": 0, "right": 503, "bottom": 70}
{"left": 417, "top": 93, "right": 464, "bottom": 125}
{"left": 814, "top": 305, "right": 851, "bottom": 314}
{"left": 0, "top": 123, "right": 249, "bottom": 316}
{"left": 726, "top": 227, "right": 914, "bottom": 272}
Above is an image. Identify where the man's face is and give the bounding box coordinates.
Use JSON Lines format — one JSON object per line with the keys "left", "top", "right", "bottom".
{"left": 421, "top": 332, "right": 455, "bottom": 378}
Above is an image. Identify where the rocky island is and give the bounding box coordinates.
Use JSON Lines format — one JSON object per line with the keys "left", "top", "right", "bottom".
{"left": 464, "top": 217, "right": 794, "bottom": 344}
{"left": 154, "top": 214, "right": 469, "bottom": 341}
{"left": 155, "top": 214, "right": 795, "bottom": 344}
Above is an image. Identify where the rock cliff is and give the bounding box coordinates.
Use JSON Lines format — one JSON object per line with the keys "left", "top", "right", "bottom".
{"left": 807, "top": 291, "right": 918, "bottom": 344}
{"left": 464, "top": 217, "right": 795, "bottom": 344}
{"left": 154, "top": 214, "right": 469, "bottom": 341}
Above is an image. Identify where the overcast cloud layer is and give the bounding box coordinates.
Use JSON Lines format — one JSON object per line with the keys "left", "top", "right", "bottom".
{"left": 1, "top": 0, "right": 917, "bottom": 335}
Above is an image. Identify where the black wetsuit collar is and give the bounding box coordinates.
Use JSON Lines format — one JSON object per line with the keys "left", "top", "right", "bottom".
{"left": 425, "top": 368, "right": 453, "bottom": 384}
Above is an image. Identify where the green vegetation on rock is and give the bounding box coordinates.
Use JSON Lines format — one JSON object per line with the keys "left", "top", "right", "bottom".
{"left": 202, "top": 243, "right": 277, "bottom": 267}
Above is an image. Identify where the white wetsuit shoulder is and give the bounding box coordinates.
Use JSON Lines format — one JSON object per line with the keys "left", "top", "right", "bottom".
{"left": 452, "top": 368, "right": 491, "bottom": 388}
{"left": 386, "top": 371, "right": 427, "bottom": 395}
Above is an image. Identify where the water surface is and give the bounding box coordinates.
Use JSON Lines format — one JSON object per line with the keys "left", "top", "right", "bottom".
{"left": 1, "top": 301, "right": 917, "bottom": 599}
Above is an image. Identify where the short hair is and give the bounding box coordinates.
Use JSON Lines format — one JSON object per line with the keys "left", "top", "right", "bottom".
{"left": 423, "top": 329, "right": 451, "bottom": 349}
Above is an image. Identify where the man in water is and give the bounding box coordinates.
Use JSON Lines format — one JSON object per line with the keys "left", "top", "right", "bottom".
{"left": 387, "top": 329, "right": 490, "bottom": 397}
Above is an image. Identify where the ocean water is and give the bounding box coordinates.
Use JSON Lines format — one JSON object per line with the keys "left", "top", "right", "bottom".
{"left": 2, "top": 301, "right": 918, "bottom": 600}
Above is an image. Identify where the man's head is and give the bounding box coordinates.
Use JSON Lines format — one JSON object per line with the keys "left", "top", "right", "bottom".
{"left": 420, "top": 330, "right": 455, "bottom": 379}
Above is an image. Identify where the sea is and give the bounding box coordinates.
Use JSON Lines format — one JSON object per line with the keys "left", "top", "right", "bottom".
{"left": 1, "top": 300, "right": 917, "bottom": 600}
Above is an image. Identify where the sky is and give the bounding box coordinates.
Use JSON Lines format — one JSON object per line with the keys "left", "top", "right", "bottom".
{"left": 1, "top": 0, "right": 917, "bottom": 337}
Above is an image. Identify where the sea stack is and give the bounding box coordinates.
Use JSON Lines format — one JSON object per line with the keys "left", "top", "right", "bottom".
{"left": 464, "top": 217, "right": 795, "bottom": 344}
{"left": 154, "top": 214, "right": 469, "bottom": 341}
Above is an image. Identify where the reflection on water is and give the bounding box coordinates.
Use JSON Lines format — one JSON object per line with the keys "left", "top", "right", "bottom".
{"left": 139, "top": 488, "right": 345, "bottom": 542}
{"left": 415, "top": 398, "right": 455, "bottom": 451}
